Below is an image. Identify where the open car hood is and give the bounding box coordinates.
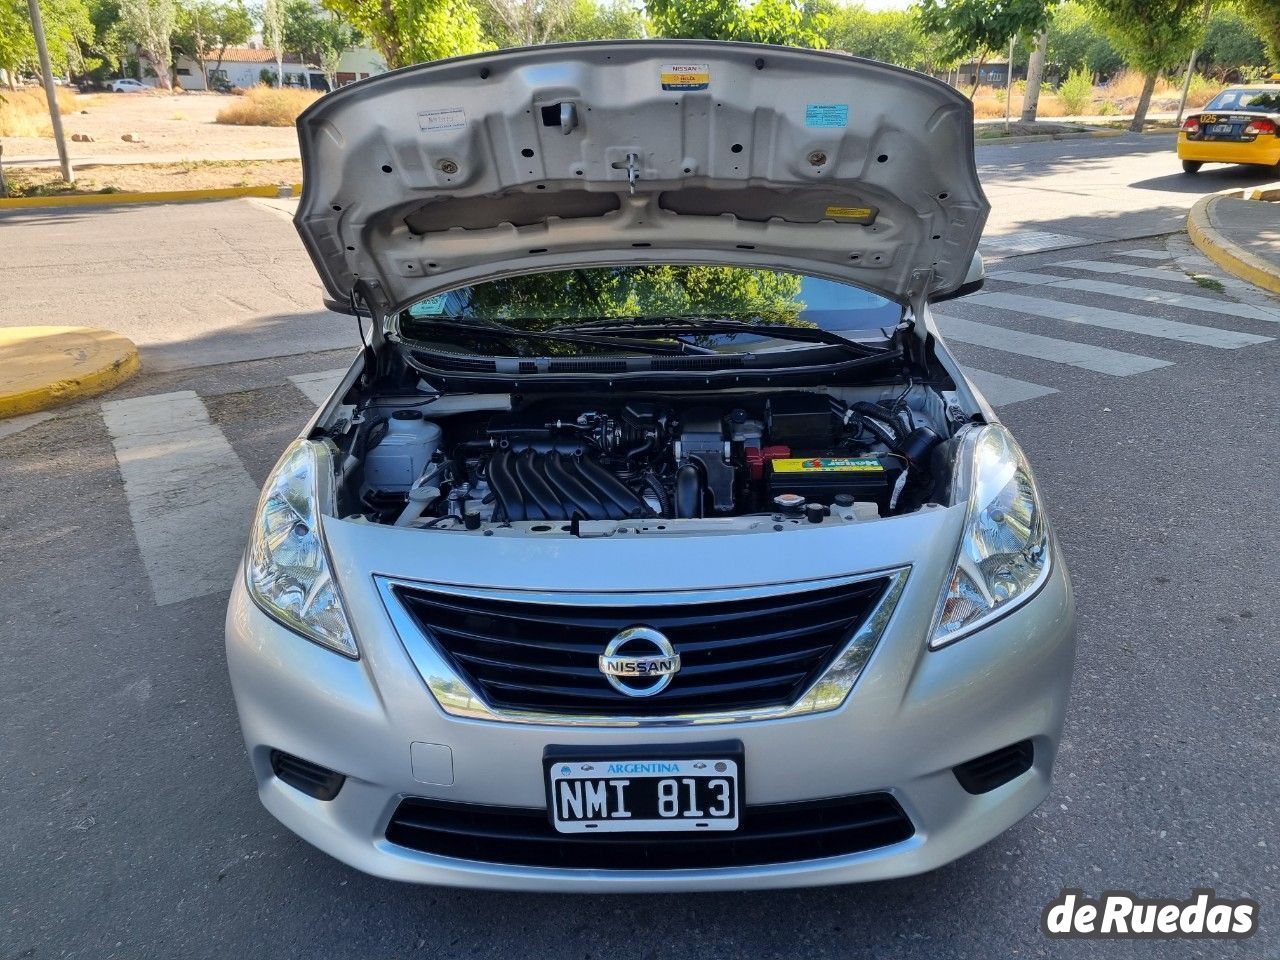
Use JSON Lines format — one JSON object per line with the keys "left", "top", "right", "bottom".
{"left": 295, "top": 41, "right": 989, "bottom": 317}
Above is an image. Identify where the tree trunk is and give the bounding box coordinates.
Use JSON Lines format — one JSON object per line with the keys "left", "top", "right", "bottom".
{"left": 1129, "top": 70, "right": 1158, "bottom": 132}
{"left": 1021, "top": 30, "right": 1048, "bottom": 122}
{"left": 968, "top": 53, "right": 988, "bottom": 98}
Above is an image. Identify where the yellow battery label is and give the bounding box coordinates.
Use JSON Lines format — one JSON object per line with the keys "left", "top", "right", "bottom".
{"left": 824, "top": 205, "right": 875, "bottom": 221}
{"left": 771, "top": 457, "right": 885, "bottom": 473}
{"left": 660, "top": 63, "right": 710, "bottom": 91}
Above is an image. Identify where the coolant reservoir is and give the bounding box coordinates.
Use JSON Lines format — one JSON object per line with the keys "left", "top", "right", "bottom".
{"left": 364, "top": 410, "right": 442, "bottom": 491}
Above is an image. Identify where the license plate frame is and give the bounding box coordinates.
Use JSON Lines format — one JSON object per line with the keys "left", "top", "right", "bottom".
{"left": 544, "top": 741, "right": 745, "bottom": 835}
{"left": 1209, "top": 123, "right": 1235, "bottom": 136}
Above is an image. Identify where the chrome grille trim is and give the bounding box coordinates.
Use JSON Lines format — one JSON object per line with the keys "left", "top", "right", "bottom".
{"left": 375, "top": 567, "right": 909, "bottom": 727}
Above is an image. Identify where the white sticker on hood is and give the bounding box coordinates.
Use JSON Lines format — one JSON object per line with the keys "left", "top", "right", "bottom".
{"left": 418, "top": 108, "right": 466, "bottom": 132}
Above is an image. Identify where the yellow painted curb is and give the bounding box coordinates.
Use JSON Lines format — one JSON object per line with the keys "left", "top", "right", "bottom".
{"left": 0, "top": 326, "right": 141, "bottom": 419}
{"left": 1187, "top": 192, "right": 1280, "bottom": 296}
{"left": 0, "top": 182, "right": 302, "bottom": 211}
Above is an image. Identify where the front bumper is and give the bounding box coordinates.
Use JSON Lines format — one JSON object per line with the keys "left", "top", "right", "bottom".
{"left": 1178, "top": 133, "right": 1280, "bottom": 166}
{"left": 225, "top": 527, "right": 1076, "bottom": 891}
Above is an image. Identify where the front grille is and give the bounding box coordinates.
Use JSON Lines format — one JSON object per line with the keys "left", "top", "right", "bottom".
{"left": 393, "top": 578, "right": 891, "bottom": 716}
{"left": 386, "top": 793, "right": 914, "bottom": 869}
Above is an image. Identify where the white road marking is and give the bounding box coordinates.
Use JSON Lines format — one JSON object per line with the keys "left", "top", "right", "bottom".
{"left": 288, "top": 368, "right": 346, "bottom": 406}
{"left": 960, "top": 368, "right": 1059, "bottom": 406}
{"left": 986, "top": 273, "right": 1280, "bottom": 323}
{"left": 967, "top": 291, "right": 1272, "bottom": 349}
{"left": 981, "top": 231, "right": 1092, "bottom": 254}
{"left": 0, "top": 410, "right": 55, "bottom": 442}
{"left": 1050, "top": 260, "right": 1196, "bottom": 283}
{"left": 101, "top": 391, "right": 260, "bottom": 607}
{"left": 1115, "top": 248, "right": 1173, "bottom": 260}
{"left": 936, "top": 315, "right": 1171, "bottom": 375}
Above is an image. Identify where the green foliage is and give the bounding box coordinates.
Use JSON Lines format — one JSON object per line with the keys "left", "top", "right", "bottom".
{"left": 456, "top": 266, "right": 806, "bottom": 328}
{"left": 916, "top": 0, "right": 1057, "bottom": 65}
{"left": 282, "top": 0, "right": 350, "bottom": 81}
{"left": 1085, "top": 0, "right": 1200, "bottom": 75}
{"left": 1235, "top": 0, "right": 1280, "bottom": 66}
{"left": 320, "top": 0, "right": 488, "bottom": 67}
{"left": 172, "top": 0, "right": 251, "bottom": 80}
{"left": 818, "top": 2, "right": 930, "bottom": 68}
{"left": 119, "top": 0, "right": 176, "bottom": 86}
{"left": 554, "top": 0, "right": 643, "bottom": 41}
{"left": 645, "top": 0, "right": 826, "bottom": 48}
{"left": 1044, "top": 1, "right": 1120, "bottom": 77}
{"left": 1056, "top": 64, "right": 1093, "bottom": 112}
{"left": 0, "top": 0, "right": 94, "bottom": 78}
{"left": 1200, "top": 6, "right": 1268, "bottom": 74}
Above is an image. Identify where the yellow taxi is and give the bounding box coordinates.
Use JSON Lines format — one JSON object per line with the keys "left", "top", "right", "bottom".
{"left": 1178, "top": 83, "right": 1280, "bottom": 174}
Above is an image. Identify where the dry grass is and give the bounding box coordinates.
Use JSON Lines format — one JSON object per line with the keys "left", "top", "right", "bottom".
{"left": 2, "top": 159, "right": 303, "bottom": 197}
{"left": 215, "top": 86, "right": 322, "bottom": 127}
{"left": 971, "top": 86, "right": 1068, "bottom": 119}
{"left": 0, "top": 87, "right": 78, "bottom": 137}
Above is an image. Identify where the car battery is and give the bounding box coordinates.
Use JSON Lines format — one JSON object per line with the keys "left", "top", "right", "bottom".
{"left": 765, "top": 454, "right": 902, "bottom": 512}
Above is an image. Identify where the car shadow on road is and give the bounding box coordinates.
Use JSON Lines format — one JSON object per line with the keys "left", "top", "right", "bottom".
{"left": 1129, "top": 165, "right": 1280, "bottom": 193}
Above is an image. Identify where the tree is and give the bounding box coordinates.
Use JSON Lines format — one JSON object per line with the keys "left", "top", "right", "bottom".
{"left": 645, "top": 0, "right": 827, "bottom": 47}
{"left": 173, "top": 0, "right": 251, "bottom": 88}
{"left": 282, "top": 0, "right": 350, "bottom": 87}
{"left": 1235, "top": 0, "right": 1280, "bottom": 66}
{"left": 554, "top": 0, "right": 643, "bottom": 41}
{"left": 1, "top": 0, "right": 93, "bottom": 83}
{"left": 1199, "top": 6, "right": 1267, "bottom": 77}
{"left": 819, "top": 3, "right": 930, "bottom": 68}
{"left": 916, "top": 0, "right": 1057, "bottom": 89}
{"left": 1044, "top": 0, "right": 1122, "bottom": 79}
{"left": 119, "top": 0, "right": 175, "bottom": 86}
{"left": 261, "top": 0, "right": 284, "bottom": 84}
{"left": 320, "top": 0, "right": 487, "bottom": 68}
{"left": 1086, "top": 0, "right": 1202, "bottom": 130}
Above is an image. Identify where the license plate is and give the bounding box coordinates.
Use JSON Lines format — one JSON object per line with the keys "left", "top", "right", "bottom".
{"left": 546, "top": 753, "right": 741, "bottom": 833}
{"left": 1210, "top": 123, "right": 1235, "bottom": 135}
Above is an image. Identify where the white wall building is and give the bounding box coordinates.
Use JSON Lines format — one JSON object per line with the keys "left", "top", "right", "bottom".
{"left": 173, "top": 44, "right": 387, "bottom": 92}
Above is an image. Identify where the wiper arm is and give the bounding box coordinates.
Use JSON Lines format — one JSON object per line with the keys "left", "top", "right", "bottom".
{"left": 410, "top": 319, "right": 715, "bottom": 355}
{"left": 551, "top": 317, "right": 891, "bottom": 359}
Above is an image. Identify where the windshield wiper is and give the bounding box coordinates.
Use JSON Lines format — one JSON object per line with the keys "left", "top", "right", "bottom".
{"left": 406, "top": 318, "right": 715, "bottom": 355}
{"left": 549, "top": 316, "right": 893, "bottom": 359}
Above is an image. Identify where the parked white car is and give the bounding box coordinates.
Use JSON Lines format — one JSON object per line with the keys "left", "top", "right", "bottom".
{"left": 110, "top": 78, "right": 147, "bottom": 93}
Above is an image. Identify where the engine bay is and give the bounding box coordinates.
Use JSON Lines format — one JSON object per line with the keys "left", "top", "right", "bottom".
{"left": 328, "top": 385, "right": 965, "bottom": 536}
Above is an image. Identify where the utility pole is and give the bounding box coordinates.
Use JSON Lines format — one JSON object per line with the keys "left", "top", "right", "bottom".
{"left": 1005, "top": 34, "right": 1016, "bottom": 133}
{"left": 1177, "top": 0, "right": 1214, "bottom": 124}
{"left": 27, "top": 0, "right": 75, "bottom": 184}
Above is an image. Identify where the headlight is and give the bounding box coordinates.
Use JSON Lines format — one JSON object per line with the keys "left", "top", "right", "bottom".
{"left": 246, "top": 439, "right": 357, "bottom": 658}
{"left": 929, "top": 425, "right": 1050, "bottom": 649}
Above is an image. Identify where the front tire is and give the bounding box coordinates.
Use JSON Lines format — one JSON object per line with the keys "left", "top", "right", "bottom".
{"left": 1181, "top": 160, "right": 1203, "bottom": 175}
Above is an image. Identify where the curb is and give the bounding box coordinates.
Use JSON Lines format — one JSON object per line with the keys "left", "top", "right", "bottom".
{"left": 975, "top": 129, "right": 1129, "bottom": 147}
{"left": 1187, "top": 187, "right": 1280, "bottom": 296}
{"left": 0, "top": 182, "right": 301, "bottom": 211}
{"left": 0, "top": 326, "right": 141, "bottom": 419}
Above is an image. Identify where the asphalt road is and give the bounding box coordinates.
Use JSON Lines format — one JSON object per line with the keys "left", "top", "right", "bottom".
{"left": 2, "top": 134, "right": 1278, "bottom": 959}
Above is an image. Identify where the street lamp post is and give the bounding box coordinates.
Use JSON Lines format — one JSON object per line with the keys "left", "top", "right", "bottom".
{"left": 26, "top": 0, "right": 75, "bottom": 184}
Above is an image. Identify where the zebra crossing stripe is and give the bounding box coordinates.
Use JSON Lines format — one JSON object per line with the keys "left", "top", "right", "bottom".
{"left": 986, "top": 274, "right": 1280, "bottom": 323}
{"left": 1050, "top": 260, "right": 1196, "bottom": 283}
{"left": 101, "top": 391, "right": 260, "bottom": 607}
{"left": 960, "top": 368, "right": 1058, "bottom": 406}
{"left": 289, "top": 369, "right": 347, "bottom": 406}
{"left": 1115, "top": 249, "right": 1173, "bottom": 260}
{"left": 966, "top": 292, "right": 1272, "bottom": 349}
{"left": 935, "top": 315, "right": 1171, "bottom": 375}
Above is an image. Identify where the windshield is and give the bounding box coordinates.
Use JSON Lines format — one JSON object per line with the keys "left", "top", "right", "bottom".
{"left": 1205, "top": 88, "right": 1280, "bottom": 111}
{"left": 397, "top": 266, "right": 904, "bottom": 359}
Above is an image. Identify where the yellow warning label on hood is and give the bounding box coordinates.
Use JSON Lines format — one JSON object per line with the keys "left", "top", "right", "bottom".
{"left": 824, "top": 205, "right": 875, "bottom": 222}
{"left": 661, "top": 63, "right": 710, "bottom": 91}
{"left": 771, "top": 457, "right": 885, "bottom": 473}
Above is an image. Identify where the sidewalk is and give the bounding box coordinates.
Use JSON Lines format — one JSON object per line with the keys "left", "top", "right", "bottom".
{"left": 4, "top": 147, "right": 301, "bottom": 168}
{"left": 1187, "top": 188, "right": 1280, "bottom": 295}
